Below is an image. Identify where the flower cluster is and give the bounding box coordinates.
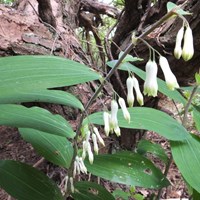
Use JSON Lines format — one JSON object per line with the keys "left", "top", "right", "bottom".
{"left": 126, "top": 76, "right": 144, "bottom": 106}
{"left": 82, "top": 127, "right": 105, "bottom": 164}
{"left": 174, "top": 25, "right": 194, "bottom": 61}
{"left": 73, "top": 156, "right": 87, "bottom": 178}
{"left": 143, "top": 55, "right": 179, "bottom": 97}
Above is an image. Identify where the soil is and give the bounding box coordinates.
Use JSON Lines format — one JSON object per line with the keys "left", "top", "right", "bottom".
{"left": 0, "top": 98, "right": 190, "bottom": 200}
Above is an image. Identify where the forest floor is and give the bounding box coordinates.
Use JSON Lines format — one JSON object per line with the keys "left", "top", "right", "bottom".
{"left": 0, "top": 97, "right": 191, "bottom": 200}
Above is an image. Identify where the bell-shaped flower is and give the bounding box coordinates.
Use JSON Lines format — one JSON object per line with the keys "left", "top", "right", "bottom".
{"left": 78, "top": 157, "right": 87, "bottom": 174}
{"left": 92, "top": 133, "right": 99, "bottom": 154}
{"left": 174, "top": 26, "right": 184, "bottom": 59}
{"left": 143, "top": 60, "right": 158, "bottom": 97}
{"left": 93, "top": 127, "right": 105, "bottom": 146}
{"left": 103, "top": 111, "right": 111, "bottom": 136}
{"left": 132, "top": 77, "right": 144, "bottom": 106}
{"left": 82, "top": 140, "right": 88, "bottom": 160}
{"left": 118, "top": 97, "right": 130, "bottom": 123}
{"left": 182, "top": 26, "right": 194, "bottom": 61}
{"left": 114, "top": 125, "right": 121, "bottom": 137}
{"left": 69, "top": 177, "right": 75, "bottom": 193}
{"left": 110, "top": 100, "right": 119, "bottom": 130}
{"left": 87, "top": 141, "right": 94, "bottom": 164}
{"left": 126, "top": 77, "right": 134, "bottom": 107}
{"left": 159, "top": 56, "right": 179, "bottom": 90}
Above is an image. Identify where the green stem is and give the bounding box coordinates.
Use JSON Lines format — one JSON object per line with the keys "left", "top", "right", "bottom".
{"left": 65, "top": 8, "right": 178, "bottom": 198}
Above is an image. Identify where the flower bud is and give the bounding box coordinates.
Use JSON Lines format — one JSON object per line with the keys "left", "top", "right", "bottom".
{"left": 126, "top": 77, "right": 134, "bottom": 107}
{"left": 132, "top": 77, "right": 144, "bottom": 106}
{"left": 103, "top": 112, "right": 110, "bottom": 136}
{"left": 143, "top": 60, "right": 158, "bottom": 97}
{"left": 82, "top": 140, "right": 88, "bottom": 159}
{"left": 73, "top": 161, "right": 77, "bottom": 177}
{"left": 182, "top": 26, "right": 194, "bottom": 61}
{"left": 87, "top": 142, "right": 94, "bottom": 164}
{"left": 118, "top": 97, "right": 130, "bottom": 123}
{"left": 110, "top": 100, "right": 119, "bottom": 130}
{"left": 114, "top": 126, "right": 121, "bottom": 137}
{"left": 78, "top": 157, "right": 87, "bottom": 174}
{"left": 174, "top": 26, "right": 184, "bottom": 59}
{"left": 93, "top": 127, "right": 105, "bottom": 146}
{"left": 69, "top": 177, "right": 74, "bottom": 193}
{"left": 64, "top": 176, "right": 69, "bottom": 192}
{"left": 159, "top": 56, "right": 179, "bottom": 90}
{"left": 92, "top": 133, "right": 99, "bottom": 154}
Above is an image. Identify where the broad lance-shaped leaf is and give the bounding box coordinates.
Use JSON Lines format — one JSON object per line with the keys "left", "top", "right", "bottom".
{"left": 72, "top": 181, "right": 115, "bottom": 200}
{"left": 85, "top": 107, "right": 188, "bottom": 141}
{"left": 0, "top": 89, "right": 84, "bottom": 110}
{"left": 19, "top": 128, "right": 73, "bottom": 168}
{"left": 0, "top": 56, "right": 101, "bottom": 90}
{"left": 171, "top": 134, "right": 200, "bottom": 193}
{"left": 85, "top": 151, "right": 170, "bottom": 189}
{"left": 137, "top": 139, "right": 169, "bottom": 164}
{"left": 107, "top": 60, "right": 186, "bottom": 105}
{"left": 0, "top": 104, "right": 75, "bottom": 138}
{"left": 0, "top": 160, "right": 64, "bottom": 200}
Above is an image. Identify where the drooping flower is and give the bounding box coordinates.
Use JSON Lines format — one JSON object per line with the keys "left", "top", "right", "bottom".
{"left": 132, "top": 77, "right": 144, "bottom": 106}
{"left": 87, "top": 141, "right": 94, "bottom": 164}
{"left": 159, "top": 56, "right": 179, "bottom": 90}
{"left": 143, "top": 60, "right": 158, "bottom": 97}
{"left": 126, "top": 77, "right": 134, "bottom": 107}
{"left": 182, "top": 26, "right": 194, "bottom": 61}
{"left": 110, "top": 100, "right": 119, "bottom": 130}
{"left": 114, "top": 125, "right": 121, "bottom": 137}
{"left": 69, "top": 177, "right": 74, "bottom": 193}
{"left": 103, "top": 111, "right": 110, "bottom": 136}
{"left": 92, "top": 133, "right": 99, "bottom": 154}
{"left": 174, "top": 26, "right": 184, "bottom": 59}
{"left": 93, "top": 127, "right": 105, "bottom": 146}
{"left": 118, "top": 97, "right": 130, "bottom": 123}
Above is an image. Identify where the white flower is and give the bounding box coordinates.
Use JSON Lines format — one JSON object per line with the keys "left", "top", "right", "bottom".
{"left": 82, "top": 140, "right": 87, "bottom": 160}
{"left": 110, "top": 100, "right": 119, "bottom": 130}
{"left": 69, "top": 177, "right": 74, "bottom": 193}
{"left": 114, "top": 126, "right": 121, "bottom": 137}
{"left": 92, "top": 133, "right": 99, "bottom": 154}
{"left": 77, "top": 157, "right": 87, "bottom": 174}
{"left": 87, "top": 142, "right": 94, "bottom": 164}
{"left": 159, "top": 56, "right": 179, "bottom": 90}
{"left": 174, "top": 26, "right": 184, "bottom": 59}
{"left": 103, "top": 112, "right": 110, "bottom": 136}
{"left": 182, "top": 26, "right": 194, "bottom": 61}
{"left": 126, "top": 77, "right": 134, "bottom": 107}
{"left": 93, "top": 127, "right": 105, "bottom": 146}
{"left": 132, "top": 77, "right": 144, "bottom": 106}
{"left": 118, "top": 97, "right": 130, "bottom": 123}
{"left": 143, "top": 60, "right": 158, "bottom": 97}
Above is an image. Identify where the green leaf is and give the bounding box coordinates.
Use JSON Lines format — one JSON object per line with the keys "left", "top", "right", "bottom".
{"left": 171, "top": 134, "right": 200, "bottom": 193}
{"left": 112, "top": 189, "right": 130, "bottom": 200}
{"left": 107, "top": 61, "right": 186, "bottom": 104}
{"left": 85, "top": 107, "right": 188, "bottom": 141}
{"left": 72, "top": 181, "right": 115, "bottom": 200}
{"left": 192, "top": 189, "right": 200, "bottom": 200}
{"left": 19, "top": 128, "right": 73, "bottom": 168}
{"left": 0, "top": 104, "right": 75, "bottom": 138}
{"left": 118, "top": 52, "right": 143, "bottom": 63}
{"left": 193, "top": 108, "right": 200, "bottom": 131}
{"left": 85, "top": 151, "right": 170, "bottom": 189}
{"left": 0, "top": 160, "right": 64, "bottom": 200}
{"left": 195, "top": 73, "right": 200, "bottom": 86}
{"left": 0, "top": 89, "right": 84, "bottom": 110}
{"left": 137, "top": 139, "right": 169, "bottom": 164}
{"left": 0, "top": 56, "right": 101, "bottom": 90}
{"left": 167, "top": 2, "right": 191, "bottom": 15}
